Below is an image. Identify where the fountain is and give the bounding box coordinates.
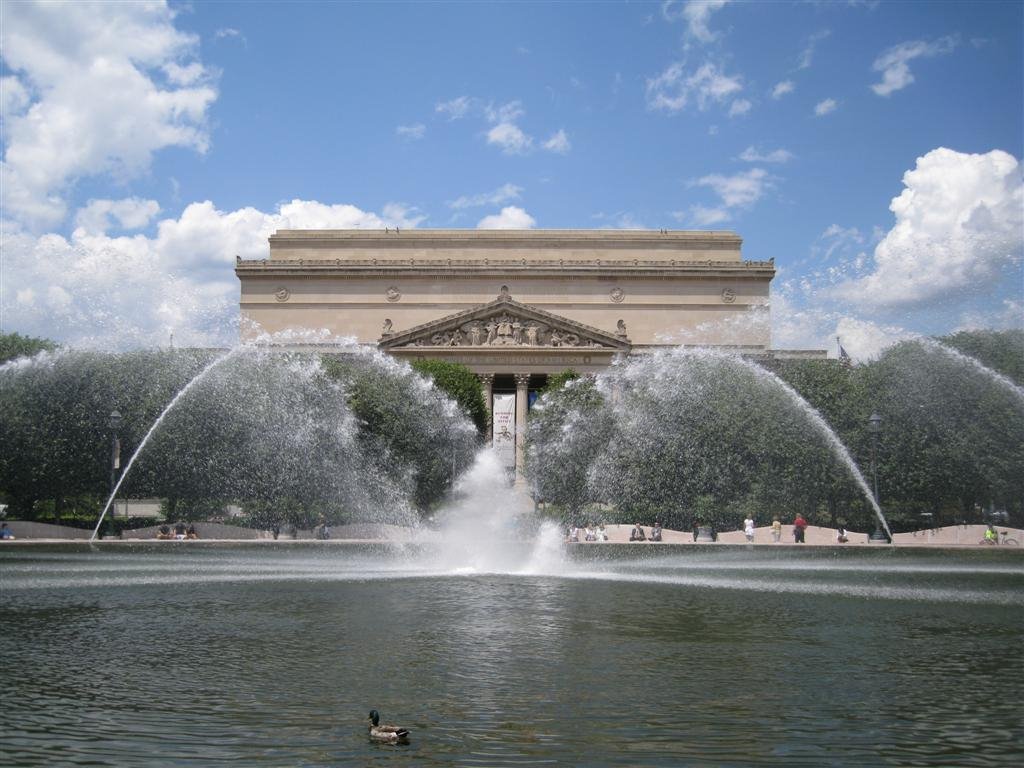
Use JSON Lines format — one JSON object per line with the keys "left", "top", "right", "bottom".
{"left": 528, "top": 347, "right": 895, "bottom": 539}
{"left": 1, "top": 334, "right": 1022, "bottom": 767}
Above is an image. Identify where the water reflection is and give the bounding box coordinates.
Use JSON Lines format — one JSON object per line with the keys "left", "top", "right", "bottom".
{"left": 1, "top": 545, "right": 1021, "bottom": 766}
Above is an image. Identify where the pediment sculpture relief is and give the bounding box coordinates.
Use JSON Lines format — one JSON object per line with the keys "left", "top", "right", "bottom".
{"left": 402, "top": 312, "right": 605, "bottom": 349}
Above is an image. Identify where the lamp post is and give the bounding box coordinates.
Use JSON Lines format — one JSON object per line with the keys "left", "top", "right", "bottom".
{"left": 108, "top": 410, "right": 122, "bottom": 538}
{"left": 868, "top": 412, "right": 888, "bottom": 542}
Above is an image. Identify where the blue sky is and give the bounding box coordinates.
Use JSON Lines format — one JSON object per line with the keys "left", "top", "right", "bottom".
{"left": 1, "top": 0, "right": 1021, "bottom": 356}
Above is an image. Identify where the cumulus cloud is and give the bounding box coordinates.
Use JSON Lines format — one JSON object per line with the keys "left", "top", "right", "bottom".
{"left": 728, "top": 99, "right": 751, "bottom": 118}
{"left": 484, "top": 100, "right": 525, "bottom": 124}
{"left": 1, "top": 199, "right": 424, "bottom": 349}
{"left": 646, "top": 61, "right": 742, "bottom": 113}
{"left": 832, "top": 147, "right": 1023, "bottom": 309}
{"left": 696, "top": 168, "right": 769, "bottom": 208}
{"left": 769, "top": 294, "right": 911, "bottom": 361}
{"left": 477, "top": 206, "right": 536, "bottom": 229}
{"left": 74, "top": 197, "right": 161, "bottom": 234}
{"left": 680, "top": 205, "right": 731, "bottom": 226}
{"left": 448, "top": 183, "right": 523, "bottom": 210}
{"left": 771, "top": 80, "right": 794, "bottom": 99}
{"left": 678, "top": 168, "right": 771, "bottom": 227}
{"left": 738, "top": 146, "right": 793, "bottom": 163}
{"left": 435, "top": 95, "right": 473, "bottom": 120}
{"left": 871, "top": 36, "right": 958, "bottom": 97}
{"left": 814, "top": 98, "right": 838, "bottom": 116}
{"left": 487, "top": 123, "right": 533, "bottom": 155}
{"left": 396, "top": 123, "right": 426, "bottom": 140}
{"left": 0, "top": 1, "right": 218, "bottom": 229}
{"left": 662, "top": 0, "right": 730, "bottom": 43}
{"left": 542, "top": 129, "right": 571, "bottom": 154}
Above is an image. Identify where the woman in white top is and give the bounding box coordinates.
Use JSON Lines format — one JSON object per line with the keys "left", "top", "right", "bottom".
{"left": 743, "top": 517, "right": 755, "bottom": 542}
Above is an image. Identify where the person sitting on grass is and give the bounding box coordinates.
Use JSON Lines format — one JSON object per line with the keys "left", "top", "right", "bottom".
{"left": 630, "top": 523, "right": 646, "bottom": 542}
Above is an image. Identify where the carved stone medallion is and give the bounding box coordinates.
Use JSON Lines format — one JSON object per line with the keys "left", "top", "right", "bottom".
{"left": 610, "top": 287, "right": 625, "bottom": 303}
{"left": 385, "top": 286, "right": 401, "bottom": 302}
{"left": 274, "top": 286, "right": 290, "bottom": 302}
{"left": 721, "top": 288, "right": 736, "bottom": 304}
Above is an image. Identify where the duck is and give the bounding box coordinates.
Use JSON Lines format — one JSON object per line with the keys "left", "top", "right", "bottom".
{"left": 367, "top": 710, "right": 410, "bottom": 743}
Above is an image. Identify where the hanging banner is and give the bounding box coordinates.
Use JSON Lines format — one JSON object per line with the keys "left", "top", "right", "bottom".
{"left": 492, "top": 393, "right": 517, "bottom": 475}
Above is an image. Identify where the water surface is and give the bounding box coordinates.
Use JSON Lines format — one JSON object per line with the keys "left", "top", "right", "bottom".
{"left": 1, "top": 544, "right": 1021, "bottom": 766}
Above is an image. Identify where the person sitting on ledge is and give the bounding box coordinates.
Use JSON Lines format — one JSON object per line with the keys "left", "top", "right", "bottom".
{"left": 1, "top": 522, "right": 15, "bottom": 540}
{"left": 157, "top": 524, "right": 173, "bottom": 540}
{"left": 584, "top": 525, "right": 596, "bottom": 542}
{"left": 836, "top": 525, "right": 849, "bottom": 544}
{"left": 650, "top": 522, "right": 663, "bottom": 542}
{"left": 186, "top": 524, "right": 199, "bottom": 540}
{"left": 174, "top": 521, "right": 187, "bottom": 540}
{"left": 630, "top": 523, "right": 646, "bottom": 542}
{"left": 596, "top": 523, "right": 608, "bottom": 541}
{"left": 568, "top": 526, "right": 579, "bottom": 543}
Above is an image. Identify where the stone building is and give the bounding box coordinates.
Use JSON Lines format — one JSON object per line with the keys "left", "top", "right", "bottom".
{"left": 236, "top": 229, "right": 822, "bottom": 477}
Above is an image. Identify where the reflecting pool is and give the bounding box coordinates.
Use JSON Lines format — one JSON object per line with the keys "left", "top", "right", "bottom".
{"left": 1, "top": 544, "right": 1021, "bottom": 766}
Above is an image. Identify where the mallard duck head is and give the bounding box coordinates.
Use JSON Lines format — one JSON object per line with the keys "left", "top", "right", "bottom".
{"left": 368, "top": 710, "right": 380, "bottom": 726}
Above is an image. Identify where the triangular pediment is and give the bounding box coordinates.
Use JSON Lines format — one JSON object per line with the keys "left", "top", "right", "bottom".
{"left": 379, "top": 291, "right": 631, "bottom": 351}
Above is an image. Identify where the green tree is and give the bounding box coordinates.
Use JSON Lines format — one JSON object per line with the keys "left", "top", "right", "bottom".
{"left": 410, "top": 359, "right": 488, "bottom": 434}
{"left": 0, "top": 332, "right": 57, "bottom": 364}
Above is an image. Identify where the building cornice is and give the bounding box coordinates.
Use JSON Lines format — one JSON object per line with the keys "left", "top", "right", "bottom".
{"left": 236, "top": 257, "right": 775, "bottom": 279}
{"left": 267, "top": 228, "right": 743, "bottom": 251}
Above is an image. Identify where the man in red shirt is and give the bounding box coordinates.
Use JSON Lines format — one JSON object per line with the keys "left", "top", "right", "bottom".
{"left": 793, "top": 514, "right": 808, "bottom": 543}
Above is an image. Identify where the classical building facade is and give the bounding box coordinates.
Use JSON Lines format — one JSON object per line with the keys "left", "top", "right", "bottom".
{"left": 236, "top": 229, "right": 821, "bottom": 478}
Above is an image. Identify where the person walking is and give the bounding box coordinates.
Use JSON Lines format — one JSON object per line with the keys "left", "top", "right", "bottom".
{"left": 793, "top": 514, "right": 808, "bottom": 544}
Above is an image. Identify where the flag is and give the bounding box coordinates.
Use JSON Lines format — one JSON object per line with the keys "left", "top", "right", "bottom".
{"left": 837, "top": 336, "right": 852, "bottom": 368}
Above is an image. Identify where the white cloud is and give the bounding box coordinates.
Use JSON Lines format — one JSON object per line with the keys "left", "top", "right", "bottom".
{"left": 543, "top": 129, "right": 571, "bottom": 154}
{"left": 74, "top": 197, "right": 161, "bottom": 234}
{"left": 662, "top": 0, "right": 731, "bottom": 43}
{"left": 646, "top": 61, "right": 742, "bottom": 113}
{"left": 814, "top": 98, "right": 838, "bottom": 116}
{"left": 1, "top": 199, "right": 425, "bottom": 349}
{"left": 695, "top": 167, "right": 769, "bottom": 208}
{"left": 0, "top": 75, "right": 31, "bottom": 115}
{"left": 798, "top": 30, "right": 830, "bottom": 69}
{"left": 435, "top": 96, "right": 473, "bottom": 120}
{"left": 448, "top": 183, "right": 523, "bottom": 210}
{"left": 484, "top": 100, "right": 525, "bottom": 124}
{"left": 214, "top": 28, "right": 244, "bottom": 42}
{"left": 487, "top": 122, "right": 533, "bottom": 155}
{"left": 477, "top": 206, "right": 536, "bottom": 230}
{"left": 396, "top": 123, "right": 426, "bottom": 140}
{"left": 0, "top": 1, "right": 218, "bottom": 229}
{"left": 738, "top": 146, "right": 793, "bottom": 163}
{"left": 769, "top": 293, "right": 911, "bottom": 361}
{"left": 728, "top": 99, "right": 751, "bottom": 118}
{"left": 832, "top": 147, "right": 1023, "bottom": 309}
{"left": 771, "top": 80, "right": 794, "bottom": 99}
{"left": 871, "top": 36, "right": 958, "bottom": 97}
{"left": 682, "top": 205, "right": 731, "bottom": 226}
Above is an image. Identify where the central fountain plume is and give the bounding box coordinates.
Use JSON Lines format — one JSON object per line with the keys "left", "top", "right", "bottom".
{"left": 419, "top": 450, "right": 565, "bottom": 574}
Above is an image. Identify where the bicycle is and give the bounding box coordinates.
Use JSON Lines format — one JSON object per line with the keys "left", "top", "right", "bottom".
{"left": 979, "top": 530, "right": 1020, "bottom": 546}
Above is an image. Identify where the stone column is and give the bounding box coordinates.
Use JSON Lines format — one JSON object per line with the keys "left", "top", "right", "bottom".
{"left": 477, "top": 373, "right": 494, "bottom": 434}
{"left": 514, "top": 373, "right": 530, "bottom": 485}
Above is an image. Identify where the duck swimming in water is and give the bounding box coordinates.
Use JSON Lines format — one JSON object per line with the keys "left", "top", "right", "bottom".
{"left": 367, "top": 710, "right": 410, "bottom": 743}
